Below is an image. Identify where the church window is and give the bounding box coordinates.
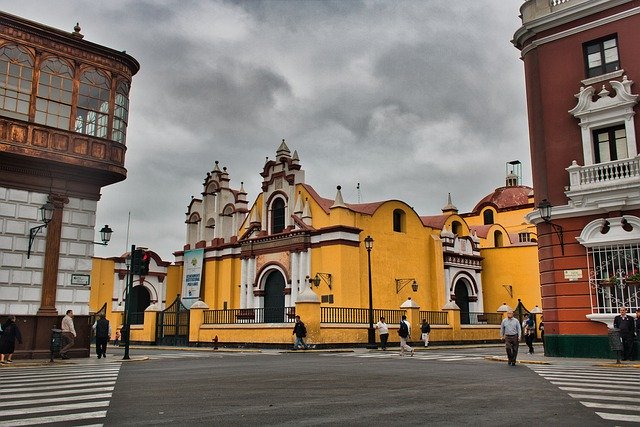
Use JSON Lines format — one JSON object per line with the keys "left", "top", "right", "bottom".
{"left": 271, "top": 198, "right": 285, "bottom": 234}
{"left": 494, "top": 230, "right": 503, "bottom": 247}
{"left": 0, "top": 44, "right": 33, "bottom": 120}
{"left": 452, "top": 221, "right": 462, "bottom": 235}
{"left": 35, "top": 57, "right": 73, "bottom": 130}
{"left": 75, "top": 69, "right": 110, "bottom": 138}
{"left": 584, "top": 35, "right": 619, "bottom": 78}
{"left": 518, "top": 232, "right": 531, "bottom": 243}
{"left": 393, "top": 209, "right": 405, "bottom": 232}
{"left": 593, "top": 125, "right": 627, "bottom": 163}
{"left": 483, "top": 209, "right": 494, "bottom": 225}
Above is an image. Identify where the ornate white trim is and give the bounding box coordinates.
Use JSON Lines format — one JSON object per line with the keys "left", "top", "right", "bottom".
{"left": 569, "top": 76, "right": 639, "bottom": 166}
{"left": 576, "top": 215, "right": 640, "bottom": 247}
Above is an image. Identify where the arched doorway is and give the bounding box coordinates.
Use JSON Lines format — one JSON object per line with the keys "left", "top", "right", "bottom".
{"left": 264, "top": 270, "right": 285, "bottom": 322}
{"left": 130, "top": 285, "right": 151, "bottom": 323}
{"left": 454, "top": 280, "right": 470, "bottom": 324}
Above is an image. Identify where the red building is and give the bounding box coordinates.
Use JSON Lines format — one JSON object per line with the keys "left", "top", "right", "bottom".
{"left": 514, "top": 0, "right": 640, "bottom": 357}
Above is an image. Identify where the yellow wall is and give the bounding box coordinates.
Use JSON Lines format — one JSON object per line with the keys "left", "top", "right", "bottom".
{"left": 481, "top": 245, "right": 540, "bottom": 312}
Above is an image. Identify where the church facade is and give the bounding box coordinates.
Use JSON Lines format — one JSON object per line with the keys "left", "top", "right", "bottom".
{"left": 91, "top": 142, "right": 540, "bottom": 346}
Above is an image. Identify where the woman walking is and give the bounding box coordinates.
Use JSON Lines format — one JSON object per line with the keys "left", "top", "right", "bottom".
{"left": 0, "top": 315, "right": 23, "bottom": 365}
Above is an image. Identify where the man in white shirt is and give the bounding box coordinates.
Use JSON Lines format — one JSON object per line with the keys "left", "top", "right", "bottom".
{"left": 60, "top": 310, "right": 76, "bottom": 359}
{"left": 375, "top": 316, "right": 389, "bottom": 350}
{"left": 500, "top": 310, "right": 522, "bottom": 366}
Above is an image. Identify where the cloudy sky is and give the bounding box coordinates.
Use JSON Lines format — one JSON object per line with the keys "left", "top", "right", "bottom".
{"left": 5, "top": 1, "right": 531, "bottom": 260}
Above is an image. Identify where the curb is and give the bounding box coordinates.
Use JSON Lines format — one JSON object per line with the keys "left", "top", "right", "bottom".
{"left": 485, "top": 356, "right": 550, "bottom": 365}
{"left": 280, "top": 349, "right": 354, "bottom": 354}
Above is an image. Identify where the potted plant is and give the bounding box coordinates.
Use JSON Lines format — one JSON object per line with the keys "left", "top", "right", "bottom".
{"left": 624, "top": 270, "right": 640, "bottom": 284}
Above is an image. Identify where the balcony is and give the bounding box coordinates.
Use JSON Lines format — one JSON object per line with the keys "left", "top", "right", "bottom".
{"left": 565, "top": 157, "right": 640, "bottom": 208}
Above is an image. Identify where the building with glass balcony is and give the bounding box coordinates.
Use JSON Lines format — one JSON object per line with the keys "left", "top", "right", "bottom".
{"left": 0, "top": 11, "right": 139, "bottom": 358}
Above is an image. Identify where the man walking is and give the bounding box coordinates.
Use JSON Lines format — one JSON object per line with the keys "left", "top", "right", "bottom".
{"left": 375, "top": 316, "right": 389, "bottom": 350}
{"left": 500, "top": 310, "right": 521, "bottom": 366}
{"left": 398, "top": 315, "right": 414, "bottom": 356}
{"left": 420, "top": 319, "right": 431, "bottom": 347}
{"left": 613, "top": 307, "right": 635, "bottom": 361}
{"left": 292, "top": 315, "right": 308, "bottom": 350}
{"left": 92, "top": 314, "right": 111, "bottom": 359}
{"left": 60, "top": 310, "right": 76, "bottom": 359}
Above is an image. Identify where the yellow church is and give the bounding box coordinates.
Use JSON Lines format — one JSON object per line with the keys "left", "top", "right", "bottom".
{"left": 90, "top": 141, "right": 540, "bottom": 346}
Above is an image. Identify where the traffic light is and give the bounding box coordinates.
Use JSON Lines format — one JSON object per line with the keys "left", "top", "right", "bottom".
{"left": 140, "top": 251, "right": 151, "bottom": 275}
{"left": 131, "top": 249, "right": 143, "bottom": 274}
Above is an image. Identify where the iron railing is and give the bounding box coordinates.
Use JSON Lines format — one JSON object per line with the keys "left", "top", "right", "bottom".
{"left": 321, "top": 307, "right": 406, "bottom": 324}
{"left": 203, "top": 307, "right": 296, "bottom": 324}
{"left": 418, "top": 310, "right": 449, "bottom": 325}
{"left": 463, "top": 312, "right": 503, "bottom": 325}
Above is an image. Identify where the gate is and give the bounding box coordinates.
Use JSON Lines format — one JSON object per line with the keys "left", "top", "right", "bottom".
{"left": 156, "top": 296, "right": 190, "bottom": 346}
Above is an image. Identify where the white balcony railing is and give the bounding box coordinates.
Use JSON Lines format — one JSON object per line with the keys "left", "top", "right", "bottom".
{"left": 566, "top": 157, "right": 640, "bottom": 192}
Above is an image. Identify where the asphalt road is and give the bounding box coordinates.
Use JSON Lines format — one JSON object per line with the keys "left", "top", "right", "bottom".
{"left": 102, "top": 347, "right": 611, "bottom": 426}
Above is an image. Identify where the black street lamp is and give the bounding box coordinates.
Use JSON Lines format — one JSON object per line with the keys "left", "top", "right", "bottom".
{"left": 537, "top": 198, "right": 564, "bottom": 255}
{"left": 365, "top": 235, "right": 376, "bottom": 349}
{"left": 94, "top": 224, "right": 113, "bottom": 246}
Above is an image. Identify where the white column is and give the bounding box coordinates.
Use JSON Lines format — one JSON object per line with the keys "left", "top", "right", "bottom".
{"left": 291, "top": 252, "right": 299, "bottom": 304}
{"left": 444, "top": 268, "right": 451, "bottom": 302}
{"left": 249, "top": 257, "right": 257, "bottom": 308}
{"left": 240, "top": 258, "right": 248, "bottom": 309}
{"left": 474, "top": 272, "right": 485, "bottom": 312}
{"left": 213, "top": 194, "right": 219, "bottom": 239}
{"left": 299, "top": 250, "right": 310, "bottom": 292}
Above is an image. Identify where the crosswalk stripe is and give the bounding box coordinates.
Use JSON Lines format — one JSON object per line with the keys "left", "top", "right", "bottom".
{"left": 540, "top": 376, "right": 622, "bottom": 385}
{"left": 0, "top": 378, "right": 117, "bottom": 393}
{"left": 2, "top": 386, "right": 115, "bottom": 400}
{"left": 595, "top": 412, "right": 640, "bottom": 423}
{"left": 550, "top": 381, "right": 621, "bottom": 389}
{"left": 0, "top": 393, "right": 113, "bottom": 408}
{"left": 532, "top": 370, "right": 638, "bottom": 379}
{"left": 560, "top": 387, "right": 640, "bottom": 396}
{"left": 0, "top": 410, "right": 107, "bottom": 427}
{"left": 0, "top": 400, "right": 109, "bottom": 417}
{"left": 580, "top": 401, "right": 640, "bottom": 411}
{"left": 568, "top": 393, "right": 640, "bottom": 403}
{"left": 0, "top": 371, "right": 120, "bottom": 384}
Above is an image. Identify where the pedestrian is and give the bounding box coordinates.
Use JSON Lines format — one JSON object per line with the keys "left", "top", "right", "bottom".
{"left": 292, "top": 315, "right": 308, "bottom": 350}
{"left": 0, "top": 315, "right": 22, "bottom": 365}
{"left": 398, "top": 315, "right": 414, "bottom": 356}
{"left": 113, "top": 330, "right": 121, "bottom": 347}
{"left": 60, "top": 309, "right": 76, "bottom": 359}
{"left": 500, "top": 310, "right": 522, "bottom": 366}
{"left": 92, "top": 314, "right": 111, "bottom": 359}
{"left": 538, "top": 315, "right": 545, "bottom": 349}
{"left": 375, "top": 316, "right": 389, "bottom": 350}
{"left": 613, "top": 307, "right": 635, "bottom": 361}
{"left": 522, "top": 313, "right": 535, "bottom": 354}
{"left": 420, "top": 319, "right": 431, "bottom": 347}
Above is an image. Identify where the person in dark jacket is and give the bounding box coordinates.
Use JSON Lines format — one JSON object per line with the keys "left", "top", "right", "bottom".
{"left": 92, "top": 314, "right": 112, "bottom": 359}
{"left": 0, "top": 315, "right": 22, "bottom": 364}
{"left": 420, "top": 319, "right": 431, "bottom": 347}
{"left": 292, "top": 316, "right": 308, "bottom": 350}
{"left": 613, "top": 307, "right": 635, "bottom": 361}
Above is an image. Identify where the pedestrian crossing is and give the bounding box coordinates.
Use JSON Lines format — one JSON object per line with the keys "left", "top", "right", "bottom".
{"left": 0, "top": 362, "right": 121, "bottom": 426}
{"left": 529, "top": 365, "right": 640, "bottom": 424}
{"left": 322, "top": 351, "right": 489, "bottom": 362}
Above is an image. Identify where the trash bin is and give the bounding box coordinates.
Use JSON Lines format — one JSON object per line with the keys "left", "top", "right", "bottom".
{"left": 608, "top": 327, "right": 622, "bottom": 363}
{"left": 50, "top": 328, "right": 62, "bottom": 362}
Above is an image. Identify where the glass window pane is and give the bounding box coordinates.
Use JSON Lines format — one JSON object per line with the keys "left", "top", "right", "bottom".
{"left": 603, "top": 39, "right": 617, "bottom": 49}
{"left": 604, "top": 48, "right": 618, "bottom": 63}
{"left": 588, "top": 52, "right": 602, "bottom": 68}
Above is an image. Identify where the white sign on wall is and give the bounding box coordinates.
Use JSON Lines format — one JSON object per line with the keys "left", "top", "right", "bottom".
{"left": 182, "top": 249, "right": 204, "bottom": 308}
{"left": 564, "top": 269, "right": 583, "bottom": 281}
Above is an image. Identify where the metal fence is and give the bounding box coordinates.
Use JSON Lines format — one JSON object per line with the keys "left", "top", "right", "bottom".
{"left": 418, "top": 310, "right": 449, "bottom": 325}
{"left": 464, "top": 312, "right": 503, "bottom": 325}
{"left": 321, "top": 307, "right": 406, "bottom": 324}
{"left": 203, "top": 307, "right": 296, "bottom": 324}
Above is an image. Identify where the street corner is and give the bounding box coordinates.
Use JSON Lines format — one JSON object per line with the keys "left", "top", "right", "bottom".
{"left": 595, "top": 361, "right": 640, "bottom": 369}
{"left": 484, "top": 355, "right": 550, "bottom": 365}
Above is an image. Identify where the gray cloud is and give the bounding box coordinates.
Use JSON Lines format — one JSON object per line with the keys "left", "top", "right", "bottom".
{"left": 4, "top": 1, "right": 530, "bottom": 260}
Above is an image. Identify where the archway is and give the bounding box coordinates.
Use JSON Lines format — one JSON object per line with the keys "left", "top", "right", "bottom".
{"left": 454, "top": 280, "right": 470, "bottom": 324}
{"left": 263, "top": 270, "right": 285, "bottom": 322}
{"left": 130, "top": 285, "right": 151, "bottom": 316}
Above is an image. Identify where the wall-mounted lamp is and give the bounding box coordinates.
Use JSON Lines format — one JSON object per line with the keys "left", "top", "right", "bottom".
{"left": 497, "top": 302, "right": 512, "bottom": 313}
{"left": 312, "top": 273, "right": 332, "bottom": 289}
{"left": 27, "top": 201, "right": 54, "bottom": 258}
{"left": 395, "top": 278, "right": 418, "bottom": 293}
{"left": 502, "top": 284, "right": 513, "bottom": 298}
{"left": 93, "top": 225, "right": 113, "bottom": 246}
{"left": 537, "top": 198, "right": 564, "bottom": 255}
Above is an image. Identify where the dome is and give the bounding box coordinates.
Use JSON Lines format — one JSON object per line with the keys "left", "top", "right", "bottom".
{"left": 471, "top": 185, "right": 533, "bottom": 213}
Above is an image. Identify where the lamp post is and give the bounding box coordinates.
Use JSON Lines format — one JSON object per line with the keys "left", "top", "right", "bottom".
{"left": 537, "top": 198, "right": 565, "bottom": 255}
{"left": 364, "top": 235, "right": 376, "bottom": 349}
{"left": 94, "top": 225, "right": 113, "bottom": 246}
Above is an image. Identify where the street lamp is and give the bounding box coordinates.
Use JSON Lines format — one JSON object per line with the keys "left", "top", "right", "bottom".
{"left": 537, "top": 198, "right": 564, "bottom": 255}
{"left": 364, "top": 235, "right": 376, "bottom": 349}
{"left": 93, "top": 224, "right": 113, "bottom": 246}
{"left": 27, "top": 201, "right": 55, "bottom": 258}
